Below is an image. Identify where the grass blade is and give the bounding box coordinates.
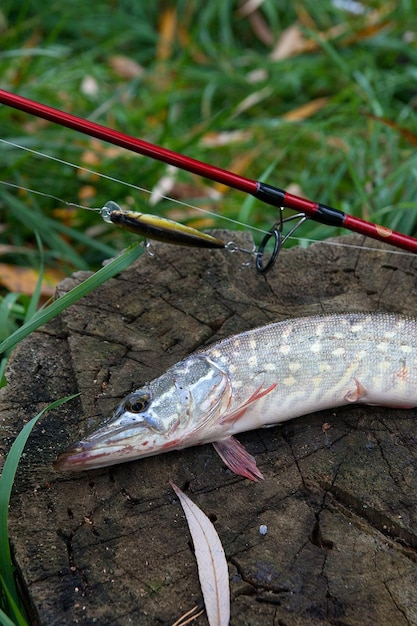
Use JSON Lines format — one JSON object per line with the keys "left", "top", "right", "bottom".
{"left": 0, "top": 605, "right": 20, "bottom": 626}
{"left": 0, "top": 242, "right": 142, "bottom": 357}
{"left": 23, "top": 232, "right": 44, "bottom": 324}
{"left": 0, "top": 574, "right": 26, "bottom": 626}
{"left": 0, "top": 394, "right": 79, "bottom": 624}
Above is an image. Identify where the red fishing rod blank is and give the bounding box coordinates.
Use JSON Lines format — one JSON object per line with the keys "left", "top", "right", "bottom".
{"left": 1, "top": 88, "right": 416, "bottom": 254}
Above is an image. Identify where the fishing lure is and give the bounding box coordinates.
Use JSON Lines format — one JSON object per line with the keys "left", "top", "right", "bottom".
{"left": 0, "top": 176, "right": 260, "bottom": 266}
{"left": 100, "top": 201, "right": 226, "bottom": 248}
{"left": 101, "top": 201, "right": 274, "bottom": 270}
{"left": 54, "top": 312, "right": 417, "bottom": 481}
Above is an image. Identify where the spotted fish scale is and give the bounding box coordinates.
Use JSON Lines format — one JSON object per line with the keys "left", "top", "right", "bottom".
{"left": 55, "top": 313, "right": 417, "bottom": 480}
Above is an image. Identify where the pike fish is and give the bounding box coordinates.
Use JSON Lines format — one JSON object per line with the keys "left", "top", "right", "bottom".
{"left": 54, "top": 313, "right": 417, "bottom": 480}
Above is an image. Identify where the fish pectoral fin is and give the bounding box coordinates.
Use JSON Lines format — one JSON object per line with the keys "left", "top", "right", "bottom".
{"left": 344, "top": 377, "right": 369, "bottom": 403}
{"left": 219, "top": 383, "right": 277, "bottom": 425}
{"left": 212, "top": 436, "right": 264, "bottom": 482}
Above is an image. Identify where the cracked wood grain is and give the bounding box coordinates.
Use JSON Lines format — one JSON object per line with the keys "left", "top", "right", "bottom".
{"left": 2, "top": 231, "right": 417, "bottom": 625}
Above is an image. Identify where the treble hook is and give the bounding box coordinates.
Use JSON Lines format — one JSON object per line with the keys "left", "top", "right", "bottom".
{"left": 255, "top": 209, "right": 308, "bottom": 274}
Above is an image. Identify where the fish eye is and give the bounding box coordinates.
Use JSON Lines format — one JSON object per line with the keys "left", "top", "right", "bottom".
{"left": 125, "top": 391, "right": 151, "bottom": 414}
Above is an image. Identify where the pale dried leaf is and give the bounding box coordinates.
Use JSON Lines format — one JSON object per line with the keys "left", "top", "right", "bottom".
{"left": 246, "top": 68, "right": 268, "bottom": 84}
{"left": 80, "top": 75, "right": 99, "bottom": 96}
{"left": 248, "top": 11, "right": 274, "bottom": 46}
{"left": 201, "top": 130, "right": 252, "bottom": 147}
{"left": 238, "top": 0, "right": 266, "bottom": 17}
{"left": 232, "top": 86, "right": 273, "bottom": 117}
{"left": 149, "top": 165, "right": 178, "bottom": 206}
{"left": 270, "top": 24, "right": 307, "bottom": 60}
{"left": 282, "top": 97, "right": 328, "bottom": 121}
{"left": 108, "top": 55, "right": 144, "bottom": 79}
{"left": 212, "top": 150, "right": 258, "bottom": 194}
{"left": 170, "top": 481, "right": 230, "bottom": 626}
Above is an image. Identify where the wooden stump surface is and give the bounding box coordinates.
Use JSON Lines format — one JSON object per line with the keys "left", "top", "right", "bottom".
{"left": 2, "top": 231, "right": 417, "bottom": 625}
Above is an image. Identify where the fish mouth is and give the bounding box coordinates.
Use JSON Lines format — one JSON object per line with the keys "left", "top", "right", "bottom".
{"left": 53, "top": 443, "right": 94, "bottom": 471}
{"left": 53, "top": 424, "right": 151, "bottom": 471}
{"left": 53, "top": 440, "right": 130, "bottom": 471}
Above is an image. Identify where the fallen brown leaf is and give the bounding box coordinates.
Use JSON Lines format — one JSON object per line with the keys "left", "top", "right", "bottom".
{"left": 157, "top": 6, "right": 177, "bottom": 61}
{"left": 282, "top": 97, "right": 329, "bottom": 121}
{"left": 0, "top": 263, "right": 66, "bottom": 297}
{"left": 108, "top": 55, "right": 144, "bottom": 79}
{"left": 270, "top": 24, "right": 307, "bottom": 60}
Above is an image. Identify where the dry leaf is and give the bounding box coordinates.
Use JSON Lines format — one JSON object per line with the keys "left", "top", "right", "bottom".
{"left": 246, "top": 68, "right": 268, "bottom": 84}
{"left": 367, "top": 115, "right": 417, "bottom": 148}
{"left": 0, "top": 263, "right": 65, "bottom": 297}
{"left": 270, "top": 24, "right": 307, "bottom": 60}
{"left": 282, "top": 97, "right": 328, "bottom": 121}
{"left": 285, "top": 183, "right": 305, "bottom": 198}
{"left": 108, "top": 55, "right": 144, "bottom": 79}
{"left": 149, "top": 165, "right": 178, "bottom": 206}
{"left": 269, "top": 7, "right": 379, "bottom": 62}
{"left": 81, "top": 139, "right": 133, "bottom": 164}
{"left": 201, "top": 130, "right": 253, "bottom": 147}
{"left": 288, "top": 3, "right": 395, "bottom": 58}
{"left": 212, "top": 150, "right": 258, "bottom": 195}
{"left": 247, "top": 11, "right": 274, "bottom": 46}
{"left": 80, "top": 75, "right": 99, "bottom": 97}
{"left": 170, "top": 481, "right": 230, "bottom": 626}
{"left": 157, "top": 7, "right": 177, "bottom": 61}
{"left": 238, "top": 0, "right": 266, "bottom": 17}
{"left": 232, "top": 86, "right": 273, "bottom": 117}
{"left": 78, "top": 184, "right": 97, "bottom": 203}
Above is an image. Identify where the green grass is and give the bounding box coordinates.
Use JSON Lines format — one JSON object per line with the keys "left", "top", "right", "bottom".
{"left": 1, "top": 0, "right": 417, "bottom": 273}
{"left": 1, "top": 0, "right": 417, "bottom": 623}
{"left": 0, "top": 395, "right": 79, "bottom": 625}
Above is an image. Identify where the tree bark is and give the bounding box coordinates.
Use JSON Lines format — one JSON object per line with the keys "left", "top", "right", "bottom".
{"left": 2, "top": 231, "right": 417, "bottom": 625}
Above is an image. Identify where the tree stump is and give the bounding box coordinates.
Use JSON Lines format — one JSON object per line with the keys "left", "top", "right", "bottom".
{"left": 2, "top": 231, "right": 417, "bottom": 626}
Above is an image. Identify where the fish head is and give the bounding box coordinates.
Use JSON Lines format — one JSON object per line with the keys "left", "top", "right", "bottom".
{"left": 54, "top": 355, "right": 232, "bottom": 471}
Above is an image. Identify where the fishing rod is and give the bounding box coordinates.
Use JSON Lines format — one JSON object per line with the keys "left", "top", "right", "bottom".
{"left": 1, "top": 88, "right": 417, "bottom": 268}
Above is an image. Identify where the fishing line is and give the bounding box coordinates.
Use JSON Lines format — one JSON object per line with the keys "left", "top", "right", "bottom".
{"left": 295, "top": 237, "right": 416, "bottom": 257}
{"left": 0, "top": 179, "right": 92, "bottom": 211}
{"left": 0, "top": 138, "right": 268, "bottom": 235}
{"left": 1, "top": 138, "right": 416, "bottom": 261}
